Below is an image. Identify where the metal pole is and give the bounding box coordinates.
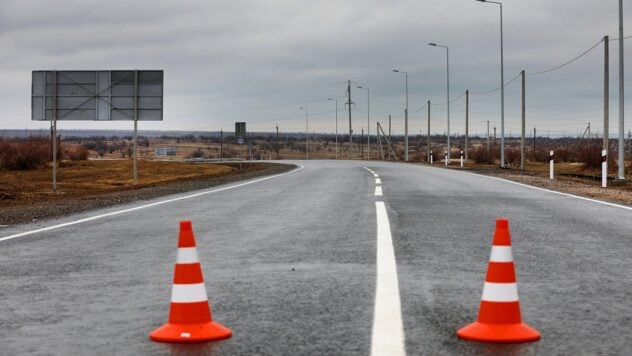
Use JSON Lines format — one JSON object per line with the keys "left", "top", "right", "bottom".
{"left": 604, "top": 36, "right": 610, "bottom": 160}
{"left": 487, "top": 121, "right": 491, "bottom": 152}
{"left": 427, "top": 100, "right": 431, "bottom": 162}
{"left": 447, "top": 47, "right": 451, "bottom": 161}
{"left": 405, "top": 72, "right": 409, "bottom": 162}
{"left": 465, "top": 91, "right": 469, "bottom": 162}
{"left": 500, "top": 2, "right": 505, "bottom": 167}
{"left": 133, "top": 70, "right": 139, "bottom": 185}
{"left": 348, "top": 80, "right": 353, "bottom": 159}
{"left": 618, "top": 0, "right": 625, "bottom": 179}
{"left": 52, "top": 70, "right": 57, "bottom": 193}
{"left": 220, "top": 129, "right": 223, "bottom": 160}
{"left": 521, "top": 70, "right": 526, "bottom": 171}
{"left": 367, "top": 89, "right": 370, "bottom": 160}
{"left": 276, "top": 124, "right": 279, "bottom": 159}
{"left": 335, "top": 100, "right": 338, "bottom": 159}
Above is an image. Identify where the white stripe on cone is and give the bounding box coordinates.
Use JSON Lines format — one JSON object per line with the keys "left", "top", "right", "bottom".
{"left": 481, "top": 282, "right": 519, "bottom": 302}
{"left": 176, "top": 248, "right": 199, "bottom": 264}
{"left": 489, "top": 246, "right": 513, "bottom": 262}
{"left": 171, "top": 283, "right": 208, "bottom": 303}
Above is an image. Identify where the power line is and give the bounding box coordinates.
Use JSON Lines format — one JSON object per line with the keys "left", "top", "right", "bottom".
{"left": 526, "top": 38, "right": 603, "bottom": 76}
{"left": 470, "top": 71, "right": 522, "bottom": 95}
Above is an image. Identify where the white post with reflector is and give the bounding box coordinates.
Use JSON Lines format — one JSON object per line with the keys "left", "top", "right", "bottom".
{"left": 549, "top": 150, "right": 554, "bottom": 180}
{"left": 445, "top": 153, "right": 448, "bottom": 166}
{"left": 460, "top": 150, "right": 464, "bottom": 167}
{"left": 602, "top": 149, "right": 608, "bottom": 188}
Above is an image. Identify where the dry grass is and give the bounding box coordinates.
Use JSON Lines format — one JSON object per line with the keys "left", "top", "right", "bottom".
{"left": 0, "top": 160, "right": 235, "bottom": 206}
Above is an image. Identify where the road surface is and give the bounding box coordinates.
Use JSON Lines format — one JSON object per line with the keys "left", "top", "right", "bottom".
{"left": 1, "top": 160, "right": 631, "bottom": 355}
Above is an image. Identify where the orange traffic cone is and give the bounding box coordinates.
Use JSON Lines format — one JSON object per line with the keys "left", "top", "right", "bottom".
{"left": 149, "top": 220, "right": 232, "bottom": 343}
{"left": 456, "top": 218, "right": 540, "bottom": 343}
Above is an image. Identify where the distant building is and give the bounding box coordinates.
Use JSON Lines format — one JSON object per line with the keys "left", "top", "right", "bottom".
{"left": 155, "top": 147, "right": 177, "bottom": 156}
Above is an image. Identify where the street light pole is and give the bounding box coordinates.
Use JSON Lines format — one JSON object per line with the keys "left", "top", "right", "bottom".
{"left": 393, "top": 69, "right": 409, "bottom": 161}
{"left": 618, "top": 0, "right": 625, "bottom": 179}
{"left": 429, "top": 43, "right": 451, "bottom": 161}
{"left": 477, "top": 0, "right": 505, "bottom": 167}
{"left": 328, "top": 98, "right": 338, "bottom": 159}
{"left": 299, "top": 107, "right": 309, "bottom": 159}
{"left": 357, "top": 86, "right": 370, "bottom": 160}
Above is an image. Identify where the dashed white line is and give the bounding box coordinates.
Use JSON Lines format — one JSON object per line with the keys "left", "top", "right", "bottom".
{"left": 375, "top": 178, "right": 382, "bottom": 184}
{"left": 375, "top": 186, "right": 383, "bottom": 196}
{"left": 371, "top": 201, "right": 406, "bottom": 356}
{"left": 0, "top": 164, "right": 304, "bottom": 243}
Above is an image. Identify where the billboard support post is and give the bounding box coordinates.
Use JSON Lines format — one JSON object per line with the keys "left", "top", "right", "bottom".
{"left": 133, "top": 70, "right": 139, "bottom": 185}
{"left": 52, "top": 70, "right": 58, "bottom": 193}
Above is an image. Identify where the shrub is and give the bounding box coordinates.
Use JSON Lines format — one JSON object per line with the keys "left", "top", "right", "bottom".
{"left": 0, "top": 137, "right": 52, "bottom": 170}
{"left": 65, "top": 145, "right": 89, "bottom": 161}
{"left": 190, "top": 148, "right": 205, "bottom": 158}
{"left": 470, "top": 146, "right": 494, "bottom": 164}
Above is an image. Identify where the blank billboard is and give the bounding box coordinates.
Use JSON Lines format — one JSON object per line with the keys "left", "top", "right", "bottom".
{"left": 32, "top": 70, "right": 163, "bottom": 121}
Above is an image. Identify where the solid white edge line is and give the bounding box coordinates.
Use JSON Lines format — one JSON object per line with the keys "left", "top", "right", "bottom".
{"left": 171, "top": 283, "right": 208, "bottom": 303}
{"left": 489, "top": 246, "right": 513, "bottom": 262}
{"left": 176, "top": 247, "right": 200, "bottom": 264}
{"left": 0, "top": 164, "right": 304, "bottom": 243}
{"left": 375, "top": 186, "right": 383, "bottom": 196}
{"left": 481, "top": 282, "right": 519, "bottom": 302}
{"left": 371, "top": 201, "right": 406, "bottom": 356}
{"left": 460, "top": 170, "right": 632, "bottom": 211}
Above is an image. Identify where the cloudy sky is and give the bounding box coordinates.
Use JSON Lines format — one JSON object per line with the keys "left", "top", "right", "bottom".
{"left": 0, "top": 0, "right": 629, "bottom": 137}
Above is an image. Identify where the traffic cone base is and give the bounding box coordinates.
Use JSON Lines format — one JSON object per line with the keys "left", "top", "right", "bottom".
{"left": 149, "top": 320, "right": 232, "bottom": 343}
{"left": 457, "top": 321, "right": 540, "bottom": 343}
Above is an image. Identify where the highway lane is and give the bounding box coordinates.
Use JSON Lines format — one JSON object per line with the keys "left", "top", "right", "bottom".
{"left": 371, "top": 161, "right": 632, "bottom": 355}
{"left": 1, "top": 160, "right": 632, "bottom": 355}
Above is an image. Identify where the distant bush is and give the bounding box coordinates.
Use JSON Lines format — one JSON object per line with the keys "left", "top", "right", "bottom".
{"left": 190, "top": 148, "right": 205, "bottom": 158}
{"left": 471, "top": 146, "right": 494, "bottom": 164}
{"left": 65, "top": 145, "right": 89, "bottom": 161}
{"left": 0, "top": 137, "right": 52, "bottom": 170}
{"left": 577, "top": 142, "right": 604, "bottom": 169}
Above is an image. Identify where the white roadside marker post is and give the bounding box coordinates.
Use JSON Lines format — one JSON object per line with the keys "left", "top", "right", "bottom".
{"left": 445, "top": 153, "right": 448, "bottom": 166}
{"left": 549, "top": 150, "right": 554, "bottom": 180}
{"left": 460, "top": 150, "right": 464, "bottom": 167}
{"left": 602, "top": 149, "right": 608, "bottom": 188}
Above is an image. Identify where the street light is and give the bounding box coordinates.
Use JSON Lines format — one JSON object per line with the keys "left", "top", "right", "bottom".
{"left": 428, "top": 42, "right": 451, "bottom": 162}
{"left": 476, "top": 0, "right": 506, "bottom": 168}
{"left": 357, "top": 86, "right": 370, "bottom": 160}
{"left": 299, "top": 107, "right": 309, "bottom": 159}
{"left": 327, "top": 98, "right": 338, "bottom": 159}
{"left": 393, "top": 69, "right": 409, "bottom": 161}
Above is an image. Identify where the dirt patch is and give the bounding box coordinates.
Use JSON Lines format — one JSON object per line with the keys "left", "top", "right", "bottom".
{"left": 0, "top": 160, "right": 295, "bottom": 226}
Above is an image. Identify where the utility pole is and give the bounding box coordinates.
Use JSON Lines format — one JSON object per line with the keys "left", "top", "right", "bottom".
{"left": 220, "top": 129, "right": 223, "bottom": 160}
{"left": 427, "top": 100, "right": 431, "bottom": 162}
{"left": 521, "top": 70, "right": 526, "bottom": 171}
{"left": 533, "top": 127, "right": 537, "bottom": 161}
{"left": 465, "top": 91, "right": 469, "bottom": 162}
{"left": 618, "top": 0, "right": 625, "bottom": 179}
{"left": 347, "top": 80, "right": 353, "bottom": 159}
{"left": 388, "top": 114, "right": 392, "bottom": 160}
{"left": 494, "top": 126, "right": 497, "bottom": 144}
{"left": 276, "top": 124, "right": 280, "bottom": 159}
{"left": 361, "top": 127, "right": 364, "bottom": 159}
{"left": 603, "top": 36, "right": 610, "bottom": 163}
{"left": 486, "top": 121, "right": 491, "bottom": 152}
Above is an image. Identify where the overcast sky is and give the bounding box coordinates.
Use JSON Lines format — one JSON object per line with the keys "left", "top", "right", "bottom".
{"left": 0, "top": 0, "right": 629, "bottom": 137}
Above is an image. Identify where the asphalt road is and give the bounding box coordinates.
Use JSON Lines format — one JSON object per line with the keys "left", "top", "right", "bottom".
{"left": 1, "top": 160, "right": 631, "bottom": 355}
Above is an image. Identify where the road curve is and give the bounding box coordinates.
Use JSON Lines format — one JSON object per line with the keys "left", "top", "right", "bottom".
{"left": 1, "top": 160, "right": 631, "bottom": 355}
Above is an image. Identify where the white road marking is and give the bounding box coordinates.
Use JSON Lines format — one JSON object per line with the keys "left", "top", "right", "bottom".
{"left": 375, "top": 186, "right": 383, "bottom": 196}
{"left": 462, "top": 171, "right": 632, "bottom": 211}
{"left": 373, "top": 173, "right": 379, "bottom": 178}
{"left": 376, "top": 178, "right": 382, "bottom": 184}
{"left": 371, "top": 201, "right": 406, "bottom": 356}
{"left": 0, "top": 165, "right": 304, "bottom": 243}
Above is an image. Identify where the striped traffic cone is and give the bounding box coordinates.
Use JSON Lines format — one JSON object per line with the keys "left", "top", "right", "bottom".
{"left": 456, "top": 218, "right": 540, "bottom": 343}
{"left": 149, "top": 220, "right": 232, "bottom": 343}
